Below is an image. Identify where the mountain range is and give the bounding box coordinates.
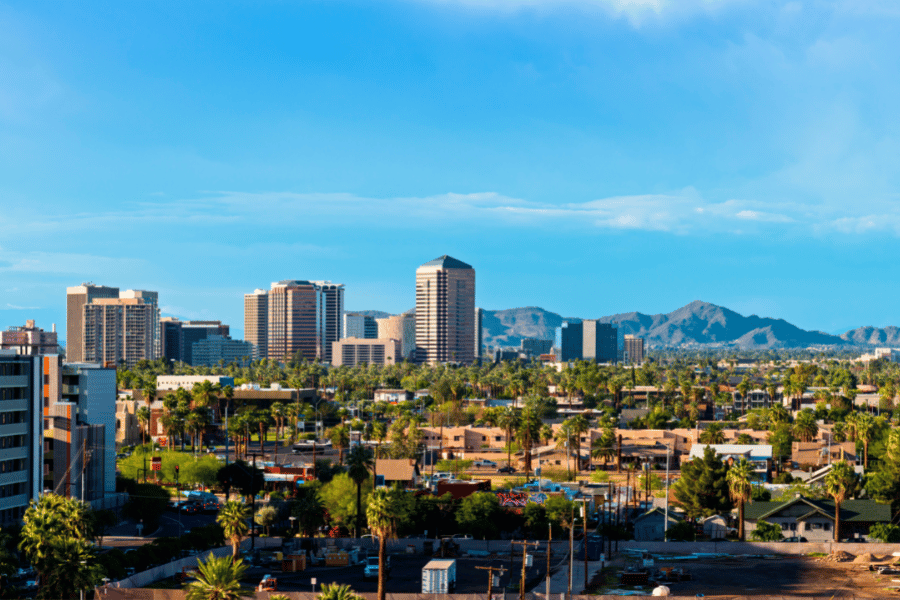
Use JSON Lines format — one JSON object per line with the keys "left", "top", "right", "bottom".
{"left": 350, "top": 301, "right": 899, "bottom": 349}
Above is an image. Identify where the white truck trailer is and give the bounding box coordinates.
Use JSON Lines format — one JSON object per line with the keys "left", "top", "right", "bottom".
{"left": 422, "top": 559, "right": 457, "bottom": 594}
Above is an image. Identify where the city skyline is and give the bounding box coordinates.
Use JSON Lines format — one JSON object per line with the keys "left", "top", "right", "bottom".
{"left": 1, "top": 2, "right": 899, "bottom": 339}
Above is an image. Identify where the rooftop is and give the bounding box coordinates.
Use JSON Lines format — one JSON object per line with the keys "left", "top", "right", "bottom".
{"left": 418, "top": 255, "right": 473, "bottom": 270}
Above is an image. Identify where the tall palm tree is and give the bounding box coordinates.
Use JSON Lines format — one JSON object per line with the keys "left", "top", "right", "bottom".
{"left": 328, "top": 424, "right": 351, "bottom": 466}
{"left": 568, "top": 414, "right": 590, "bottom": 472}
{"left": 346, "top": 445, "right": 374, "bottom": 537}
{"left": 184, "top": 553, "right": 251, "bottom": 600}
{"left": 517, "top": 407, "right": 543, "bottom": 476}
{"left": 855, "top": 412, "right": 878, "bottom": 468}
{"left": 136, "top": 406, "right": 151, "bottom": 446}
{"left": 726, "top": 458, "right": 754, "bottom": 541}
{"left": 270, "top": 402, "right": 287, "bottom": 442}
{"left": 497, "top": 407, "right": 519, "bottom": 471}
{"left": 824, "top": 460, "right": 859, "bottom": 542}
{"left": 591, "top": 427, "right": 616, "bottom": 468}
{"left": 554, "top": 420, "right": 575, "bottom": 475}
{"left": 217, "top": 501, "right": 250, "bottom": 561}
{"left": 366, "top": 488, "right": 402, "bottom": 600}
{"left": 699, "top": 422, "right": 726, "bottom": 445}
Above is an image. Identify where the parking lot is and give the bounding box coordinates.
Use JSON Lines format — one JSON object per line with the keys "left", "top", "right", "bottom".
{"left": 239, "top": 553, "right": 552, "bottom": 594}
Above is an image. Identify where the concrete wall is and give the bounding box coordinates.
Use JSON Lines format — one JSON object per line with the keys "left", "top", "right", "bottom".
{"left": 618, "top": 540, "right": 900, "bottom": 555}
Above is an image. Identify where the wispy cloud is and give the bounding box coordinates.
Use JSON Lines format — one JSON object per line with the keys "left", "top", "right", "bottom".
{"left": 5, "top": 303, "right": 41, "bottom": 310}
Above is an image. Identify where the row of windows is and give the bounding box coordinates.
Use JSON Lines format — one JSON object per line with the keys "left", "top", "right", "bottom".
{"left": 0, "top": 458, "right": 25, "bottom": 473}
{"left": 0, "top": 482, "right": 25, "bottom": 498}
{"left": 0, "top": 388, "right": 26, "bottom": 401}
{"left": 780, "top": 521, "right": 831, "bottom": 531}
{"left": 0, "top": 363, "right": 26, "bottom": 376}
{"left": 0, "top": 411, "right": 25, "bottom": 425}
{"left": 0, "top": 435, "right": 25, "bottom": 449}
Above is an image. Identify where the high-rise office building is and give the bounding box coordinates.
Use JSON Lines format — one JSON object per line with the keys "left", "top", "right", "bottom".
{"left": 623, "top": 334, "right": 645, "bottom": 365}
{"left": 521, "top": 337, "right": 553, "bottom": 357}
{"left": 243, "top": 289, "right": 269, "bottom": 360}
{"left": 343, "top": 313, "right": 377, "bottom": 340}
{"left": 0, "top": 320, "right": 58, "bottom": 355}
{"left": 192, "top": 335, "right": 253, "bottom": 367}
{"left": 376, "top": 312, "right": 416, "bottom": 360}
{"left": 268, "top": 280, "right": 317, "bottom": 362}
{"left": 331, "top": 338, "right": 401, "bottom": 367}
{"left": 83, "top": 298, "right": 156, "bottom": 367}
{"left": 415, "top": 255, "right": 476, "bottom": 365}
{"left": 311, "top": 281, "right": 344, "bottom": 362}
{"left": 160, "top": 318, "right": 231, "bottom": 365}
{"left": 66, "top": 284, "right": 119, "bottom": 362}
{"left": 555, "top": 320, "right": 617, "bottom": 363}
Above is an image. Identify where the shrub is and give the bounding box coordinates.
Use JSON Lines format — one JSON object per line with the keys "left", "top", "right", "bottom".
{"left": 750, "top": 520, "right": 783, "bottom": 541}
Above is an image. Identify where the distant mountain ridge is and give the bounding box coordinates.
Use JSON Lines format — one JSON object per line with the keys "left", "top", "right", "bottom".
{"left": 353, "top": 302, "right": 899, "bottom": 350}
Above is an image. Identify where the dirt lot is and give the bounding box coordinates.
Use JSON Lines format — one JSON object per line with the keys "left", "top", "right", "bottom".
{"left": 615, "top": 554, "right": 900, "bottom": 598}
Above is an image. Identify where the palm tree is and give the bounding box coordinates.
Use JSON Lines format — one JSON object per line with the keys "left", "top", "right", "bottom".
{"left": 517, "top": 406, "right": 543, "bottom": 476}
{"left": 270, "top": 401, "right": 287, "bottom": 442}
{"left": 184, "top": 553, "right": 251, "bottom": 600}
{"left": 726, "top": 458, "right": 754, "bottom": 541}
{"left": 568, "top": 414, "right": 590, "bottom": 472}
{"left": 824, "top": 460, "right": 859, "bottom": 542}
{"left": 591, "top": 427, "right": 616, "bottom": 468}
{"left": 497, "top": 407, "right": 519, "bottom": 471}
{"left": 346, "top": 445, "right": 374, "bottom": 537}
{"left": 555, "top": 420, "right": 575, "bottom": 475}
{"left": 136, "top": 405, "right": 151, "bottom": 446}
{"left": 317, "top": 583, "right": 364, "bottom": 600}
{"left": 217, "top": 501, "right": 250, "bottom": 561}
{"left": 366, "top": 488, "right": 402, "bottom": 600}
{"left": 793, "top": 409, "right": 818, "bottom": 442}
{"left": 699, "top": 422, "right": 726, "bottom": 445}
{"left": 855, "top": 412, "right": 877, "bottom": 468}
{"left": 192, "top": 380, "right": 222, "bottom": 418}
{"left": 327, "top": 424, "right": 351, "bottom": 466}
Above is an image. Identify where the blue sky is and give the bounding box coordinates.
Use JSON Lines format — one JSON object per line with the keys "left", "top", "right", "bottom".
{"left": 1, "top": 0, "right": 899, "bottom": 341}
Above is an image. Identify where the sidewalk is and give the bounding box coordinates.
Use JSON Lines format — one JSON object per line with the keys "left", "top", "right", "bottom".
{"left": 536, "top": 557, "right": 606, "bottom": 597}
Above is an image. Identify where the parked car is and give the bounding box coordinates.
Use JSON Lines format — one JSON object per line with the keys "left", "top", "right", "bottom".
{"left": 783, "top": 536, "right": 808, "bottom": 543}
{"left": 497, "top": 466, "right": 515, "bottom": 473}
{"left": 473, "top": 459, "right": 497, "bottom": 468}
{"left": 180, "top": 502, "right": 201, "bottom": 515}
{"left": 364, "top": 555, "right": 390, "bottom": 579}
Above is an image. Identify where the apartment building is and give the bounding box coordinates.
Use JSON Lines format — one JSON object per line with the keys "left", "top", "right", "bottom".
{"left": 415, "top": 255, "right": 476, "bottom": 365}
{"left": 623, "top": 334, "right": 645, "bottom": 365}
{"left": 331, "top": 338, "right": 401, "bottom": 367}
{"left": 119, "top": 290, "right": 161, "bottom": 358}
{"left": 263, "top": 280, "right": 344, "bottom": 363}
{"left": 310, "top": 281, "right": 344, "bottom": 363}
{"left": 243, "top": 289, "right": 269, "bottom": 360}
{"left": 83, "top": 298, "right": 156, "bottom": 367}
{"left": 66, "top": 284, "right": 119, "bottom": 362}
{"left": 0, "top": 320, "right": 59, "bottom": 355}
{"left": 192, "top": 335, "right": 253, "bottom": 367}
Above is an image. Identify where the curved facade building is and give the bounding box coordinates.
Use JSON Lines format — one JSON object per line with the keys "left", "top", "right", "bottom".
{"left": 376, "top": 312, "right": 416, "bottom": 360}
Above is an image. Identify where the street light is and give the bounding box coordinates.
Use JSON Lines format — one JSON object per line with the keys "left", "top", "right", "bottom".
{"left": 289, "top": 516, "right": 297, "bottom": 537}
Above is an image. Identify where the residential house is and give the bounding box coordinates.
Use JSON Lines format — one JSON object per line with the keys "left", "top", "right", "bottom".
{"left": 688, "top": 444, "right": 773, "bottom": 481}
{"left": 633, "top": 507, "right": 682, "bottom": 541}
{"left": 791, "top": 441, "right": 858, "bottom": 470}
{"left": 373, "top": 389, "right": 413, "bottom": 403}
{"left": 700, "top": 514, "right": 728, "bottom": 539}
{"left": 374, "top": 459, "right": 420, "bottom": 488}
{"left": 744, "top": 495, "right": 891, "bottom": 542}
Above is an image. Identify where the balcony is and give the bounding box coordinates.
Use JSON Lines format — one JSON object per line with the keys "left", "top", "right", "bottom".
{"left": 61, "top": 384, "right": 80, "bottom": 396}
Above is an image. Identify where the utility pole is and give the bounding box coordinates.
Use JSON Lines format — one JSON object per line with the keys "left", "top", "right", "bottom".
{"left": 224, "top": 399, "right": 230, "bottom": 467}
{"left": 545, "top": 524, "right": 552, "bottom": 600}
{"left": 568, "top": 506, "right": 574, "bottom": 599}
{"left": 581, "top": 498, "right": 589, "bottom": 592}
{"left": 81, "top": 447, "right": 92, "bottom": 502}
{"left": 248, "top": 452, "right": 259, "bottom": 551}
{"left": 475, "top": 565, "right": 507, "bottom": 600}
{"left": 510, "top": 540, "right": 540, "bottom": 600}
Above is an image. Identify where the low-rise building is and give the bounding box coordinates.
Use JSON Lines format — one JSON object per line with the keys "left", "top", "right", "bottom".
{"left": 331, "top": 337, "right": 401, "bottom": 367}
{"left": 633, "top": 507, "right": 682, "bottom": 541}
{"left": 373, "top": 389, "right": 413, "bottom": 403}
{"left": 688, "top": 444, "right": 773, "bottom": 480}
{"left": 744, "top": 495, "right": 890, "bottom": 542}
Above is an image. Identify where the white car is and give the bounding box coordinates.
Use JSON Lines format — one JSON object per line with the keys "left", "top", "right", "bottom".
{"left": 473, "top": 460, "right": 497, "bottom": 468}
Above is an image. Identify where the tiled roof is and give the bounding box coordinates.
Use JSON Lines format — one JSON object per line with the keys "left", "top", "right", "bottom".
{"left": 743, "top": 496, "right": 891, "bottom": 523}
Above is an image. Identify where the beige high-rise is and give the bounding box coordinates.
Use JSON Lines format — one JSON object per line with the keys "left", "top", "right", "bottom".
{"left": 66, "top": 284, "right": 119, "bottom": 362}
{"left": 415, "top": 255, "right": 475, "bottom": 365}
{"left": 83, "top": 298, "right": 155, "bottom": 367}
{"left": 244, "top": 289, "right": 268, "bottom": 359}
{"left": 376, "top": 312, "right": 416, "bottom": 360}
{"left": 267, "top": 281, "right": 317, "bottom": 362}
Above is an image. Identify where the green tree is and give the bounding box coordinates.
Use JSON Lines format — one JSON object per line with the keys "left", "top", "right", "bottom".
{"left": 184, "top": 553, "right": 252, "bottom": 600}
{"left": 367, "top": 487, "right": 406, "bottom": 600}
{"left": 665, "top": 520, "right": 695, "bottom": 541}
{"left": 793, "top": 409, "right": 818, "bottom": 442}
{"left": 217, "top": 501, "right": 250, "bottom": 561}
{"left": 497, "top": 407, "right": 519, "bottom": 470}
{"left": 19, "top": 494, "right": 103, "bottom": 599}
{"left": 749, "top": 520, "right": 783, "bottom": 542}
{"left": 767, "top": 423, "right": 794, "bottom": 469}
{"left": 291, "top": 483, "right": 325, "bottom": 537}
{"left": 321, "top": 473, "right": 373, "bottom": 532}
{"left": 456, "top": 492, "right": 501, "bottom": 539}
{"left": 254, "top": 506, "right": 278, "bottom": 537}
{"left": 591, "top": 426, "right": 616, "bottom": 468}
{"left": 726, "top": 458, "right": 754, "bottom": 541}
{"left": 699, "top": 422, "right": 726, "bottom": 444}
{"left": 672, "top": 446, "right": 732, "bottom": 519}
{"left": 317, "top": 583, "right": 365, "bottom": 600}
{"left": 347, "top": 445, "right": 375, "bottom": 538}
{"left": 869, "top": 523, "right": 900, "bottom": 543}
{"left": 327, "top": 424, "right": 351, "bottom": 465}
{"left": 824, "top": 460, "right": 860, "bottom": 542}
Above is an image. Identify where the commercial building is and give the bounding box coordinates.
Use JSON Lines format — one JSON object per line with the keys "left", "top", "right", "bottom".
{"left": 66, "top": 283, "right": 119, "bottom": 362}
{"left": 376, "top": 312, "right": 416, "bottom": 360}
{"left": 415, "top": 255, "right": 476, "bottom": 365}
{"left": 623, "top": 334, "right": 645, "bottom": 365}
{"left": 46, "top": 363, "right": 117, "bottom": 502}
{"left": 161, "top": 318, "right": 231, "bottom": 365}
{"left": 156, "top": 375, "right": 236, "bottom": 392}
{"left": 331, "top": 338, "right": 401, "bottom": 367}
{"left": 82, "top": 298, "right": 156, "bottom": 367}
{"left": 0, "top": 352, "right": 45, "bottom": 527}
{"left": 0, "top": 320, "right": 59, "bottom": 355}
{"left": 474, "top": 307, "right": 483, "bottom": 361}
{"left": 343, "top": 313, "right": 377, "bottom": 339}
{"left": 119, "top": 290, "right": 161, "bottom": 359}
{"left": 243, "top": 289, "right": 269, "bottom": 360}
{"left": 555, "top": 320, "right": 617, "bottom": 363}
{"left": 192, "top": 335, "right": 253, "bottom": 367}
{"left": 521, "top": 338, "right": 553, "bottom": 357}
{"left": 262, "top": 280, "right": 344, "bottom": 363}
